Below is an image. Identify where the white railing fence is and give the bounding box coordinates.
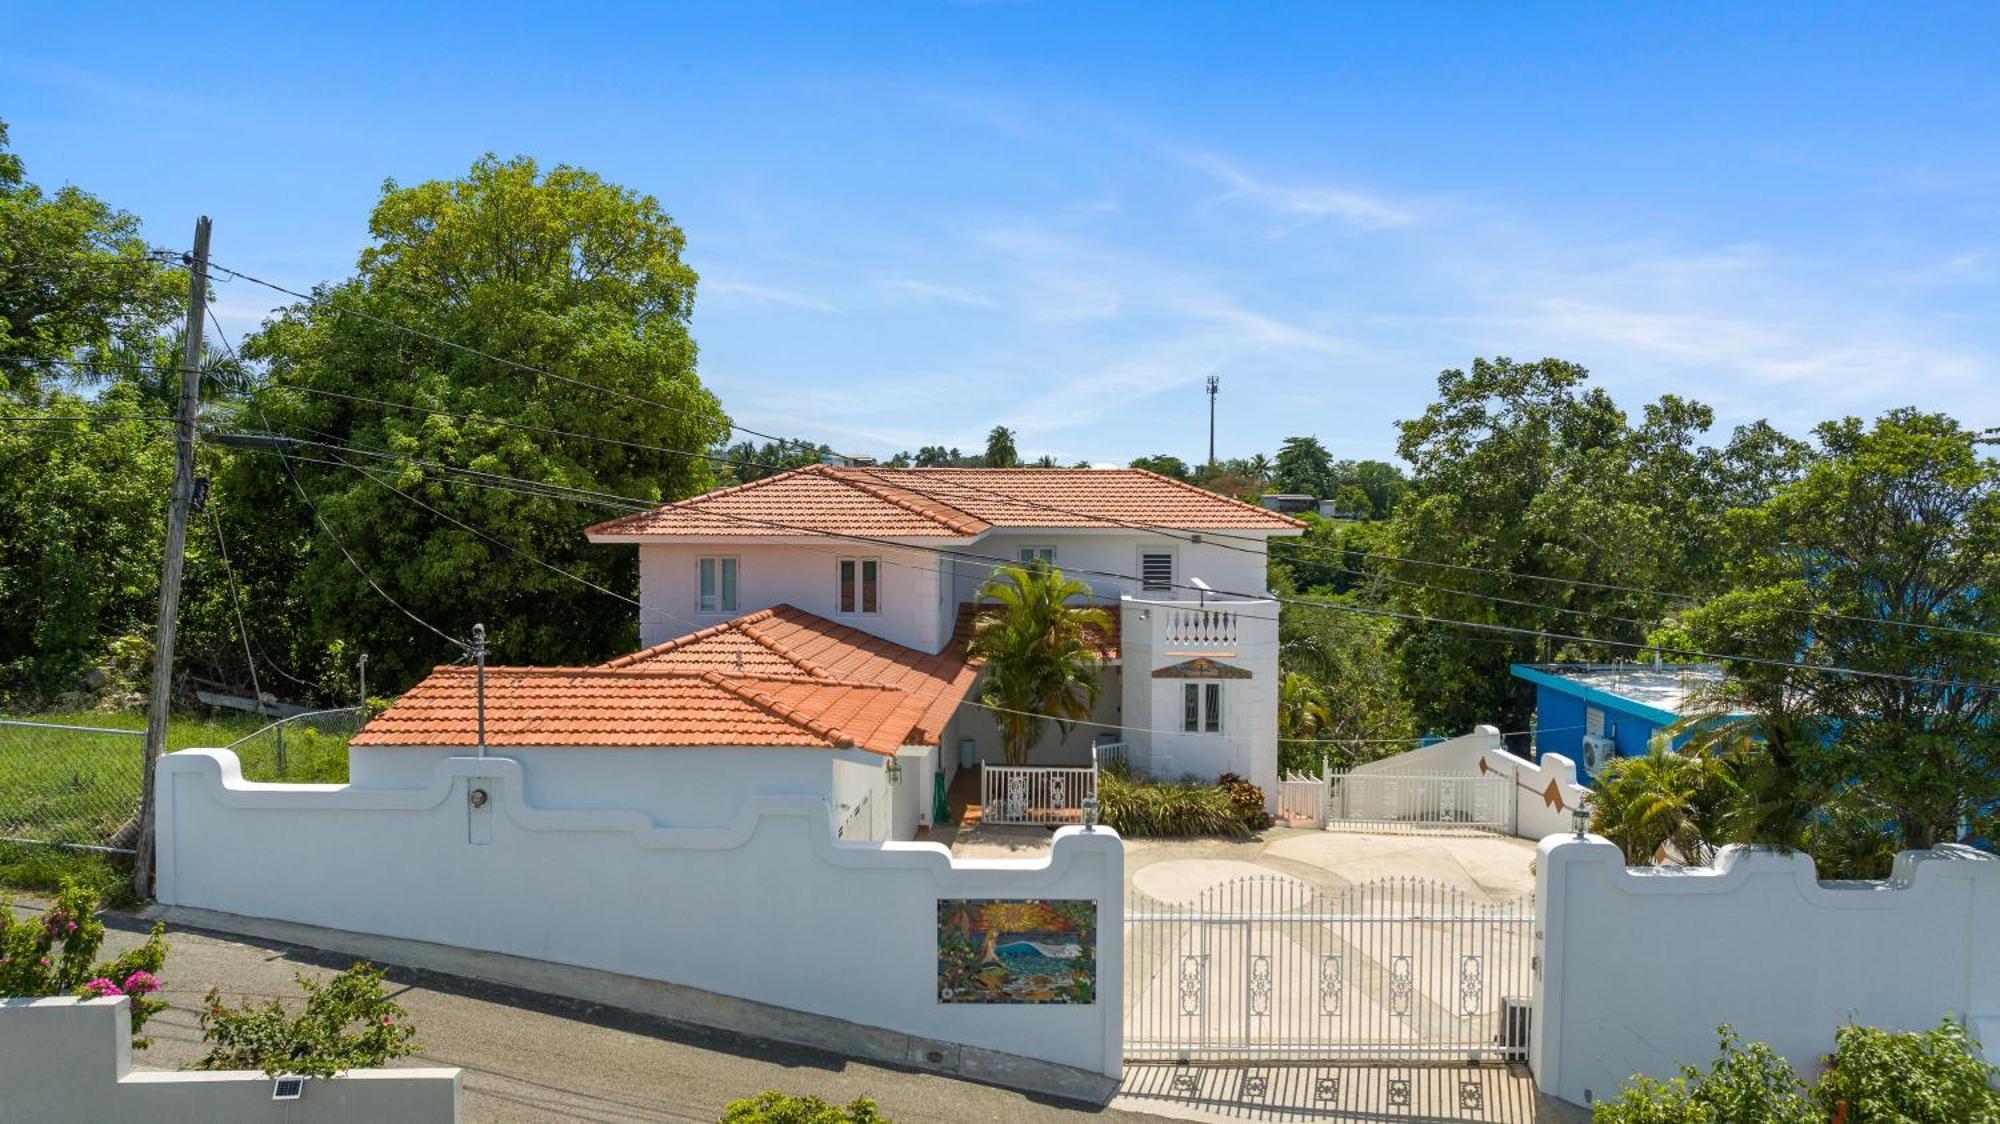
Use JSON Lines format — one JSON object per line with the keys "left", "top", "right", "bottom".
{"left": 1324, "top": 771, "right": 1513, "bottom": 833}
{"left": 981, "top": 764, "right": 1099, "bottom": 825}
{"left": 1276, "top": 771, "right": 1328, "bottom": 823}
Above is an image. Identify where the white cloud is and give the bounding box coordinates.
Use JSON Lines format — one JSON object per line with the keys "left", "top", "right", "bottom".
{"left": 877, "top": 278, "right": 999, "bottom": 308}
{"left": 702, "top": 278, "right": 835, "bottom": 312}
{"left": 1181, "top": 150, "right": 1416, "bottom": 232}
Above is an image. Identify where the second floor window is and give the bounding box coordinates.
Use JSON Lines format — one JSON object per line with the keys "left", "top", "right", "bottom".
{"left": 838, "top": 557, "right": 879, "bottom": 614}
{"left": 698, "top": 557, "right": 738, "bottom": 613}
{"left": 1019, "top": 546, "right": 1056, "bottom": 569}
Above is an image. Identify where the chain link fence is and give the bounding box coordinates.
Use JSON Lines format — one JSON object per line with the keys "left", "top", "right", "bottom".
{"left": 221, "top": 707, "right": 366, "bottom": 780}
{"left": 0, "top": 717, "right": 146, "bottom": 854}
{"left": 0, "top": 706, "right": 369, "bottom": 855}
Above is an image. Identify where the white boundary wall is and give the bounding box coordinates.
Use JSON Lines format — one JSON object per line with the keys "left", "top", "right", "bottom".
{"left": 1532, "top": 836, "right": 2000, "bottom": 1107}
{"left": 1351, "top": 726, "right": 1590, "bottom": 840}
{"left": 155, "top": 749, "right": 1123, "bottom": 1079}
{"left": 0, "top": 995, "right": 460, "bottom": 1121}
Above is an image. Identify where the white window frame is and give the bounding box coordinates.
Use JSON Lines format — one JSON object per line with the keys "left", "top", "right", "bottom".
{"left": 697, "top": 556, "right": 739, "bottom": 614}
{"left": 1018, "top": 545, "right": 1056, "bottom": 568}
{"left": 1138, "top": 548, "right": 1177, "bottom": 593}
{"left": 837, "top": 556, "right": 880, "bottom": 616}
{"left": 1180, "top": 682, "right": 1224, "bottom": 733}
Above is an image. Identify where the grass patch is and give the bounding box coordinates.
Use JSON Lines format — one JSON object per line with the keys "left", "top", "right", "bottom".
{"left": 0, "top": 708, "right": 355, "bottom": 898}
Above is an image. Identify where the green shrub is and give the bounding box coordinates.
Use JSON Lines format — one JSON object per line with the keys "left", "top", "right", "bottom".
{"left": 1216, "top": 772, "right": 1273, "bottom": 831}
{"left": 0, "top": 878, "right": 168, "bottom": 1046}
{"left": 1810, "top": 1019, "right": 2000, "bottom": 1123}
{"left": 1097, "top": 772, "right": 1248, "bottom": 838}
{"left": 196, "top": 962, "right": 418, "bottom": 1078}
{"left": 1593, "top": 1026, "right": 1812, "bottom": 1123}
{"left": 1594, "top": 1020, "right": 2000, "bottom": 1123}
{"left": 720, "top": 1091, "right": 889, "bottom": 1123}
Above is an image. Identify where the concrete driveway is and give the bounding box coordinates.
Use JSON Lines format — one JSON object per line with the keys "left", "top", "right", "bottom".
{"left": 1127, "top": 826, "right": 1539, "bottom": 904}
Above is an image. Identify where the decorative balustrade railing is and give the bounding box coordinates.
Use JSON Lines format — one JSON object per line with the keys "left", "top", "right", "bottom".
{"left": 1161, "top": 607, "right": 1240, "bottom": 648}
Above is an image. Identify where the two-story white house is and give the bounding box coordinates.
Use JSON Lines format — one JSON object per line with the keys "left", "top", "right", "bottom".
{"left": 351, "top": 466, "right": 1301, "bottom": 840}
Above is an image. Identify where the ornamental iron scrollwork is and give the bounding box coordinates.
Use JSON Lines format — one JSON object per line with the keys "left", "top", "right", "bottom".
{"left": 1004, "top": 773, "right": 1027, "bottom": 822}
{"left": 1458, "top": 954, "right": 1484, "bottom": 1016}
{"left": 1248, "top": 955, "right": 1272, "bottom": 1017}
{"left": 1178, "top": 955, "right": 1205, "bottom": 1016}
{"left": 1318, "top": 954, "right": 1344, "bottom": 1016}
{"left": 1388, "top": 955, "right": 1414, "bottom": 1017}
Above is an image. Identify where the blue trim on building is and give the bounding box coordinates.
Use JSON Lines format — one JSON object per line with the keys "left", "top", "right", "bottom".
{"left": 1509, "top": 664, "right": 1701, "bottom": 785}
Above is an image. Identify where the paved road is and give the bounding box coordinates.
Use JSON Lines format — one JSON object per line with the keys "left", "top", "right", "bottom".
{"left": 67, "top": 906, "right": 1156, "bottom": 1124}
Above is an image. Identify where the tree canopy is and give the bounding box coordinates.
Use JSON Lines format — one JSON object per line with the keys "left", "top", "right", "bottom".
{"left": 224, "top": 154, "right": 729, "bottom": 692}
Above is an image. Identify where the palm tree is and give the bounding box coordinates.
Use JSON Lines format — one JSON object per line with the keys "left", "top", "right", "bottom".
{"left": 965, "top": 565, "right": 1110, "bottom": 766}
{"left": 1588, "top": 743, "right": 1737, "bottom": 866}
{"left": 1278, "top": 672, "right": 1333, "bottom": 743}
{"left": 984, "top": 426, "right": 1020, "bottom": 468}
{"left": 1247, "top": 453, "right": 1272, "bottom": 485}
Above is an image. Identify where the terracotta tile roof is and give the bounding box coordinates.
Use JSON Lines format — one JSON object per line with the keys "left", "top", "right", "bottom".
{"left": 357, "top": 605, "right": 989, "bottom": 754}
{"left": 350, "top": 665, "right": 938, "bottom": 756}
{"left": 951, "top": 601, "right": 1119, "bottom": 661}
{"left": 584, "top": 465, "right": 1304, "bottom": 540}
{"left": 601, "top": 605, "right": 980, "bottom": 745}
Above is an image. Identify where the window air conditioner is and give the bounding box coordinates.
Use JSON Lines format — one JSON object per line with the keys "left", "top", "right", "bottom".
{"left": 1580, "top": 734, "right": 1616, "bottom": 774}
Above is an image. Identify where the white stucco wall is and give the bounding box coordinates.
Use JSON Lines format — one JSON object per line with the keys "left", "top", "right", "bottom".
{"left": 0, "top": 996, "right": 459, "bottom": 1122}
{"left": 948, "top": 531, "right": 1276, "bottom": 608}
{"left": 155, "top": 749, "right": 1125, "bottom": 1079}
{"left": 635, "top": 541, "right": 946, "bottom": 653}
{"left": 350, "top": 745, "right": 894, "bottom": 836}
{"left": 1349, "top": 727, "right": 1590, "bottom": 840}
{"left": 1532, "top": 837, "right": 2000, "bottom": 1107}
{"left": 945, "top": 666, "right": 1123, "bottom": 769}
{"left": 1119, "top": 596, "right": 1280, "bottom": 805}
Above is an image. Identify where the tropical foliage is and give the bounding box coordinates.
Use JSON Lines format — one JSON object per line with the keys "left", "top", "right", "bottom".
{"left": 1592, "top": 1020, "right": 1999, "bottom": 1124}
{"left": 0, "top": 879, "right": 169, "bottom": 1047}
{"left": 964, "top": 565, "right": 1108, "bottom": 766}
{"left": 1587, "top": 744, "right": 1737, "bottom": 866}
{"left": 721, "top": 1092, "right": 890, "bottom": 1124}
{"left": 196, "top": 962, "right": 419, "bottom": 1078}
{"left": 1097, "top": 765, "right": 1256, "bottom": 838}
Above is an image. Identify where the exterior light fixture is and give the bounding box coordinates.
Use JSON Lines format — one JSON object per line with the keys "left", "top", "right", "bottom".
{"left": 1572, "top": 801, "right": 1590, "bottom": 840}
{"left": 885, "top": 757, "right": 903, "bottom": 784}
{"left": 1081, "top": 795, "right": 1100, "bottom": 830}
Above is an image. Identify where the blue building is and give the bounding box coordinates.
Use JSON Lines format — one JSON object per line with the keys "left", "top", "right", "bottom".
{"left": 1510, "top": 662, "right": 1728, "bottom": 784}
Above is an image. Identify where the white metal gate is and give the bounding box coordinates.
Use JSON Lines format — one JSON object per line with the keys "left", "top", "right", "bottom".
{"left": 1324, "top": 771, "right": 1514, "bottom": 833}
{"left": 1124, "top": 875, "right": 1534, "bottom": 1063}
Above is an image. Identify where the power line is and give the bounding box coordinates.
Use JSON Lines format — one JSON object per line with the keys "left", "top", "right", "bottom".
{"left": 207, "top": 503, "right": 265, "bottom": 713}
{"left": 191, "top": 258, "right": 849, "bottom": 460}
{"left": 13, "top": 341, "right": 1989, "bottom": 643}
{"left": 206, "top": 299, "right": 468, "bottom": 653}
{"left": 233, "top": 422, "right": 2000, "bottom": 696}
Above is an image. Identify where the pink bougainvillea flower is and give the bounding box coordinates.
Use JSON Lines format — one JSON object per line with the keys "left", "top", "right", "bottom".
{"left": 121, "top": 971, "right": 159, "bottom": 995}
{"left": 82, "top": 978, "right": 123, "bottom": 997}
{"left": 380, "top": 1014, "right": 392, "bottom": 1025}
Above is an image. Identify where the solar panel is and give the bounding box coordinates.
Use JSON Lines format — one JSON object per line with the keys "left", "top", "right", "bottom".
{"left": 272, "top": 1076, "right": 306, "bottom": 1100}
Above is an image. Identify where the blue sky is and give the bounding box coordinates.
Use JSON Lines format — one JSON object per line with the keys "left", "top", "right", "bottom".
{"left": 7, "top": 3, "right": 1998, "bottom": 465}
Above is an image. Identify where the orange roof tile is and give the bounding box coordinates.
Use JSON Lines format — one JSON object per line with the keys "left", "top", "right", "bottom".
{"left": 584, "top": 465, "right": 1303, "bottom": 540}
{"left": 350, "top": 665, "right": 940, "bottom": 756}
{"left": 602, "top": 605, "right": 981, "bottom": 745}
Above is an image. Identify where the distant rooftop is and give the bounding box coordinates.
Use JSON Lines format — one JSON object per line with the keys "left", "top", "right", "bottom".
{"left": 1516, "top": 662, "right": 1726, "bottom": 718}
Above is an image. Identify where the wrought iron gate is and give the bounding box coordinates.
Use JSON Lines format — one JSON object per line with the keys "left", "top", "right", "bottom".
{"left": 1124, "top": 875, "right": 1534, "bottom": 1063}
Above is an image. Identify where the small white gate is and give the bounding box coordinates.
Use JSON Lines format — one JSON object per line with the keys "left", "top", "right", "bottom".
{"left": 980, "top": 764, "right": 1098, "bottom": 825}
{"left": 1124, "top": 875, "right": 1534, "bottom": 1063}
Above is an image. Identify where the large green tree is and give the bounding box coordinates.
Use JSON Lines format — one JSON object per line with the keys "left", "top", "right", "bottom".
{"left": 0, "top": 122, "right": 203, "bottom": 700}
{"left": 1672, "top": 410, "right": 2000, "bottom": 851}
{"left": 1385, "top": 357, "right": 1802, "bottom": 741}
{"left": 229, "top": 155, "right": 729, "bottom": 693}
{"left": 1273, "top": 435, "right": 1335, "bottom": 497}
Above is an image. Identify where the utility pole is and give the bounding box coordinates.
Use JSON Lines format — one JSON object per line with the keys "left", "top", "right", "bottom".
{"left": 471, "top": 624, "right": 488, "bottom": 758}
{"left": 134, "top": 217, "right": 210, "bottom": 901}
{"left": 1206, "top": 374, "right": 1220, "bottom": 467}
